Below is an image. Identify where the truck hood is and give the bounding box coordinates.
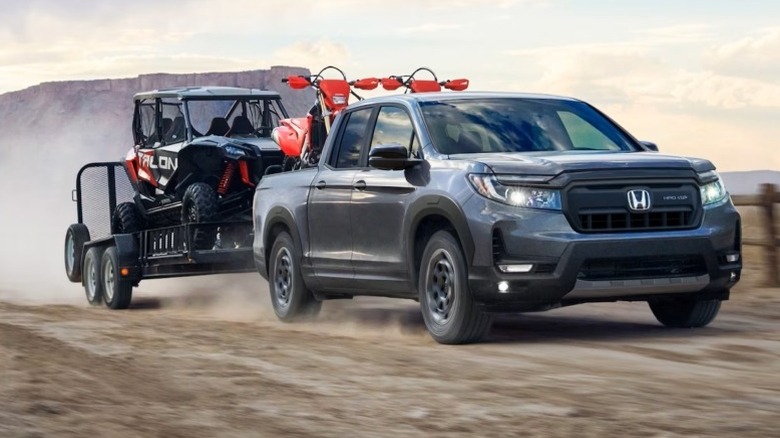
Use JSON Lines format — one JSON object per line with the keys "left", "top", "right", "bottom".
{"left": 450, "top": 151, "right": 715, "bottom": 176}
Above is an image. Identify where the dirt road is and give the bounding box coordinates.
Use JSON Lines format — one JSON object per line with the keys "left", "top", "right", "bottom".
{"left": 1, "top": 272, "right": 778, "bottom": 437}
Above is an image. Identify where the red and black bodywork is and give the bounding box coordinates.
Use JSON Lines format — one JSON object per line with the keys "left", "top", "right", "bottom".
{"left": 126, "top": 87, "right": 288, "bottom": 225}
{"left": 272, "top": 66, "right": 379, "bottom": 169}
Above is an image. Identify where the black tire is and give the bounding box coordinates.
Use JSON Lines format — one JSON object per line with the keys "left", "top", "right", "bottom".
{"left": 649, "top": 298, "right": 721, "bottom": 328}
{"left": 268, "top": 231, "right": 321, "bottom": 321}
{"left": 419, "top": 231, "right": 492, "bottom": 344}
{"left": 181, "top": 182, "right": 219, "bottom": 250}
{"left": 101, "top": 246, "right": 133, "bottom": 310}
{"left": 65, "top": 223, "right": 90, "bottom": 282}
{"left": 112, "top": 202, "right": 143, "bottom": 234}
{"left": 82, "top": 246, "right": 104, "bottom": 306}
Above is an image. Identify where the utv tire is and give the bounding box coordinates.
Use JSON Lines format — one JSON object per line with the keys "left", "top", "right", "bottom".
{"left": 419, "top": 231, "right": 492, "bottom": 344}
{"left": 83, "top": 246, "right": 104, "bottom": 306}
{"left": 269, "top": 231, "right": 321, "bottom": 321}
{"left": 101, "top": 246, "right": 133, "bottom": 310}
{"left": 649, "top": 298, "right": 721, "bottom": 328}
{"left": 65, "top": 223, "right": 90, "bottom": 282}
{"left": 181, "top": 183, "right": 218, "bottom": 250}
{"left": 112, "top": 202, "right": 143, "bottom": 234}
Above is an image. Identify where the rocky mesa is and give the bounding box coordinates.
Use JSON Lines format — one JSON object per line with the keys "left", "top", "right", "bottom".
{"left": 0, "top": 66, "right": 313, "bottom": 165}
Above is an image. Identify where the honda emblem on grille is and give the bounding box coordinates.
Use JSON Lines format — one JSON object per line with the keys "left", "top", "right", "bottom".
{"left": 627, "top": 189, "right": 652, "bottom": 211}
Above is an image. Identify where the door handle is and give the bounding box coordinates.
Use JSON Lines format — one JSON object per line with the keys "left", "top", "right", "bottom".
{"left": 353, "top": 180, "right": 367, "bottom": 190}
{"left": 315, "top": 180, "right": 326, "bottom": 189}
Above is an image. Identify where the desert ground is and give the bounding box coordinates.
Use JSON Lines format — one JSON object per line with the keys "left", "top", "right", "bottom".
{"left": 1, "top": 208, "right": 778, "bottom": 437}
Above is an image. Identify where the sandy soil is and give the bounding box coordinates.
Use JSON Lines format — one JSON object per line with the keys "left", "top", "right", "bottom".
{"left": 1, "top": 219, "right": 778, "bottom": 436}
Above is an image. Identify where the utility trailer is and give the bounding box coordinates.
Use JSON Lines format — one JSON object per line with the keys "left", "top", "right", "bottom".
{"left": 64, "top": 162, "right": 257, "bottom": 309}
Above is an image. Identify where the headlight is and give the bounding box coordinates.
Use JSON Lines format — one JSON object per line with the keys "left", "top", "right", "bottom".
{"left": 468, "top": 174, "right": 561, "bottom": 210}
{"left": 700, "top": 178, "right": 728, "bottom": 206}
{"left": 224, "top": 145, "right": 246, "bottom": 157}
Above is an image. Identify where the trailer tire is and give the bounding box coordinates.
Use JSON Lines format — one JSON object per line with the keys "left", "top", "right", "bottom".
{"left": 101, "top": 246, "right": 133, "bottom": 310}
{"left": 112, "top": 202, "right": 143, "bottom": 234}
{"left": 269, "top": 231, "right": 321, "bottom": 321}
{"left": 65, "top": 223, "right": 90, "bottom": 282}
{"left": 182, "top": 182, "right": 218, "bottom": 250}
{"left": 83, "top": 246, "right": 104, "bottom": 306}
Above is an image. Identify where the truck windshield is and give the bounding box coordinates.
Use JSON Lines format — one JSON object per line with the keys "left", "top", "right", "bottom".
{"left": 419, "top": 98, "right": 640, "bottom": 154}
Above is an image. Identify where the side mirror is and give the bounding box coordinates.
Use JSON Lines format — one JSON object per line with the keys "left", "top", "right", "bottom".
{"left": 368, "top": 144, "right": 422, "bottom": 170}
{"left": 640, "top": 141, "right": 658, "bottom": 152}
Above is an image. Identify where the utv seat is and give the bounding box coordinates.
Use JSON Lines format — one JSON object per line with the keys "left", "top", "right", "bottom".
{"left": 149, "top": 118, "right": 173, "bottom": 144}
{"left": 227, "top": 116, "right": 255, "bottom": 137}
{"left": 205, "top": 117, "right": 230, "bottom": 136}
{"left": 165, "top": 116, "right": 186, "bottom": 143}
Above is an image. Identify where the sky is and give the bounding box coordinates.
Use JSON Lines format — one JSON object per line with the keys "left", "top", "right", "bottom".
{"left": 0, "top": 0, "right": 779, "bottom": 171}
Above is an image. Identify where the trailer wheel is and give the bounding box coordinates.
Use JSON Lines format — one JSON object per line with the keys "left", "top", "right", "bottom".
{"left": 112, "top": 202, "right": 143, "bottom": 234}
{"left": 101, "top": 246, "right": 133, "bottom": 310}
{"left": 65, "top": 223, "right": 90, "bottom": 282}
{"left": 269, "top": 231, "right": 321, "bottom": 321}
{"left": 182, "top": 182, "right": 218, "bottom": 250}
{"left": 82, "top": 246, "right": 104, "bottom": 306}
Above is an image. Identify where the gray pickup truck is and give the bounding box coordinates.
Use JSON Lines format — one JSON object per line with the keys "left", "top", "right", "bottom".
{"left": 252, "top": 92, "right": 741, "bottom": 344}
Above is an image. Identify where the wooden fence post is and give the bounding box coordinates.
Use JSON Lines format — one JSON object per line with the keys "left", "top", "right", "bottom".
{"left": 761, "top": 183, "right": 779, "bottom": 287}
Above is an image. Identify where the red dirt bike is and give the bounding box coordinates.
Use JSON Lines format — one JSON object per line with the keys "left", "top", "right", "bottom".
{"left": 380, "top": 67, "right": 469, "bottom": 93}
{"left": 272, "top": 66, "right": 378, "bottom": 170}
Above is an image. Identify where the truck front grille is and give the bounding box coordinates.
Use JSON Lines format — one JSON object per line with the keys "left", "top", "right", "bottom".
{"left": 578, "top": 255, "right": 707, "bottom": 281}
{"left": 578, "top": 209, "right": 693, "bottom": 232}
{"left": 565, "top": 181, "right": 701, "bottom": 233}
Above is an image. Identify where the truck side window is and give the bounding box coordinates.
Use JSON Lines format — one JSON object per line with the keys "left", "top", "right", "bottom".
{"left": 334, "top": 108, "right": 372, "bottom": 168}
{"left": 370, "top": 106, "right": 416, "bottom": 157}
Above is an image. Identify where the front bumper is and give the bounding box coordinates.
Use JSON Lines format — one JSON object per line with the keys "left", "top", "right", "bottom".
{"left": 464, "top": 197, "right": 741, "bottom": 312}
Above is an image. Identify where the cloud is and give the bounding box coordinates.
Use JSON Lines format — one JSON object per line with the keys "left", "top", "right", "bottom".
{"left": 398, "top": 23, "right": 463, "bottom": 34}
{"left": 271, "top": 40, "right": 350, "bottom": 70}
{"left": 508, "top": 40, "right": 780, "bottom": 110}
{"left": 634, "top": 23, "right": 715, "bottom": 45}
{"left": 705, "top": 27, "right": 780, "bottom": 81}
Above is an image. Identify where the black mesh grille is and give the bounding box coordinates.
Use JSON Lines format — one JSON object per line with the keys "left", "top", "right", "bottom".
{"left": 565, "top": 182, "right": 700, "bottom": 233}
{"left": 577, "top": 209, "right": 693, "bottom": 232}
{"left": 578, "top": 255, "right": 707, "bottom": 281}
{"left": 77, "top": 163, "right": 135, "bottom": 240}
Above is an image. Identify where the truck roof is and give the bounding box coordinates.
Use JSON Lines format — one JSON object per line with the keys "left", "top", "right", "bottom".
{"left": 352, "top": 91, "right": 582, "bottom": 108}
{"left": 134, "top": 86, "right": 281, "bottom": 101}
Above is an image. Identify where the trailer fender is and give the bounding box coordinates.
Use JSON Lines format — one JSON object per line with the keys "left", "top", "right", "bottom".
{"left": 83, "top": 234, "right": 142, "bottom": 285}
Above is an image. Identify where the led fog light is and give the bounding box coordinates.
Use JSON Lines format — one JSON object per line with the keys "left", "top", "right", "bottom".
{"left": 498, "top": 264, "right": 534, "bottom": 273}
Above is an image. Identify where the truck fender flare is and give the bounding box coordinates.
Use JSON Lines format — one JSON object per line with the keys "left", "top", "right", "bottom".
{"left": 262, "top": 206, "right": 303, "bottom": 268}
{"left": 405, "top": 195, "right": 475, "bottom": 280}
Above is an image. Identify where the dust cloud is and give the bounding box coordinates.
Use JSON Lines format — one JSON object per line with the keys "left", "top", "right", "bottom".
{"left": 0, "top": 134, "right": 421, "bottom": 336}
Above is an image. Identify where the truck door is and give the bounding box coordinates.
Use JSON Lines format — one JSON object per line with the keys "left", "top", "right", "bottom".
{"left": 350, "top": 105, "right": 420, "bottom": 294}
{"left": 307, "top": 107, "right": 373, "bottom": 289}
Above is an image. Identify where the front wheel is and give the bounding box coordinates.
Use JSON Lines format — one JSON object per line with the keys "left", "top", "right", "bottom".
{"left": 112, "top": 202, "right": 143, "bottom": 234}
{"left": 268, "top": 231, "right": 321, "bottom": 321}
{"left": 649, "top": 298, "right": 721, "bottom": 328}
{"left": 419, "top": 231, "right": 492, "bottom": 344}
{"left": 181, "top": 182, "right": 218, "bottom": 249}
